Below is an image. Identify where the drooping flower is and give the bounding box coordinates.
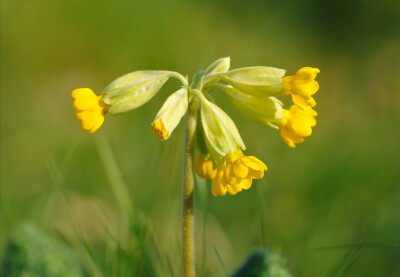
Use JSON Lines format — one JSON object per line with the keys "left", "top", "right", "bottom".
{"left": 71, "top": 88, "right": 110, "bottom": 134}
{"left": 209, "top": 150, "right": 267, "bottom": 196}
{"left": 199, "top": 94, "right": 245, "bottom": 166}
{"left": 283, "top": 67, "right": 320, "bottom": 110}
{"left": 279, "top": 105, "right": 317, "bottom": 148}
{"left": 152, "top": 88, "right": 188, "bottom": 140}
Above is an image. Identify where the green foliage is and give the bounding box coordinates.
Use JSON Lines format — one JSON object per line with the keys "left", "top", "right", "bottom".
{"left": 1, "top": 223, "right": 84, "bottom": 277}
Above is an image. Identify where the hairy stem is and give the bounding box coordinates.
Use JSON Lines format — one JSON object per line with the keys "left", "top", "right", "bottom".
{"left": 182, "top": 95, "right": 199, "bottom": 276}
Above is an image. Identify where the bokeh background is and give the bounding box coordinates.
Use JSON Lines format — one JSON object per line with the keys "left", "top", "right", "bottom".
{"left": 1, "top": 0, "right": 400, "bottom": 276}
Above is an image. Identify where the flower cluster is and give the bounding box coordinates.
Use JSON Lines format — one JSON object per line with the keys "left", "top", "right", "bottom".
{"left": 71, "top": 58, "right": 320, "bottom": 196}
{"left": 197, "top": 150, "right": 267, "bottom": 196}
{"left": 279, "top": 67, "right": 319, "bottom": 148}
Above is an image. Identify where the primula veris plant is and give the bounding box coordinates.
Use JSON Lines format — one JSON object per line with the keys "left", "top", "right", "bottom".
{"left": 71, "top": 57, "right": 320, "bottom": 276}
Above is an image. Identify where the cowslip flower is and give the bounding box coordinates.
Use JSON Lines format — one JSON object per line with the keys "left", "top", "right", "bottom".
{"left": 71, "top": 71, "right": 188, "bottom": 134}
{"left": 152, "top": 88, "right": 188, "bottom": 140}
{"left": 195, "top": 89, "right": 267, "bottom": 196}
{"left": 71, "top": 88, "right": 110, "bottom": 134}
{"left": 283, "top": 67, "right": 320, "bottom": 110}
{"left": 71, "top": 58, "right": 320, "bottom": 196}
{"left": 279, "top": 105, "right": 317, "bottom": 148}
{"left": 201, "top": 150, "right": 267, "bottom": 196}
{"left": 70, "top": 59, "right": 321, "bottom": 275}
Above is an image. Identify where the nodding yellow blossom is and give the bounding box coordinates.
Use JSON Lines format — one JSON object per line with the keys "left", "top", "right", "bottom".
{"left": 151, "top": 88, "right": 188, "bottom": 140}
{"left": 71, "top": 88, "right": 110, "bottom": 134}
{"left": 152, "top": 119, "right": 169, "bottom": 140}
{"left": 195, "top": 155, "right": 217, "bottom": 180}
{"left": 283, "top": 67, "right": 320, "bottom": 110}
{"left": 209, "top": 150, "right": 267, "bottom": 197}
{"left": 279, "top": 105, "right": 317, "bottom": 148}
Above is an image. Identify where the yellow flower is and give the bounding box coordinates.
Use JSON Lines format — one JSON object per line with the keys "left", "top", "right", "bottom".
{"left": 279, "top": 105, "right": 317, "bottom": 148}
{"left": 209, "top": 150, "right": 267, "bottom": 197}
{"left": 71, "top": 88, "right": 110, "bottom": 134}
{"left": 283, "top": 67, "right": 320, "bottom": 110}
{"left": 195, "top": 155, "right": 217, "bottom": 180}
{"left": 151, "top": 88, "right": 188, "bottom": 140}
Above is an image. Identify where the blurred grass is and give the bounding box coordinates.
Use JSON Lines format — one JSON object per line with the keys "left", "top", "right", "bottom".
{"left": 1, "top": 0, "right": 400, "bottom": 276}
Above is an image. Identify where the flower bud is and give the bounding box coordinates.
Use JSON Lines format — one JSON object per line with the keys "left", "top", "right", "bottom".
{"left": 204, "top": 57, "right": 230, "bottom": 75}
{"left": 199, "top": 96, "right": 245, "bottom": 165}
{"left": 152, "top": 88, "right": 188, "bottom": 140}
{"left": 214, "top": 66, "right": 286, "bottom": 97}
{"left": 102, "top": 71, "right": 175, "bottom": 115}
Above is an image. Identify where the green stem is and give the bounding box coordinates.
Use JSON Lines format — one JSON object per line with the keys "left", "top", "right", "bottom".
{"left": 182, "top": 95, "right": 199, "bottom": 277}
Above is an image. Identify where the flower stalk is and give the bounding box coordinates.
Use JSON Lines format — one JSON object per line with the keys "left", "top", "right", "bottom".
{"left": 182, "top": 94, "right": 199, "bottom": 277}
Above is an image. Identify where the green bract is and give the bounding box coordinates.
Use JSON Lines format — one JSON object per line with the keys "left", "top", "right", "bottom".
{"left": 199, "top": 94, "right": 245, "bottom": 165}
{"left": 102, "top": 71, "right": 176, "bottom": 115}
{"left": 152, "top": 87, "right": 188, "bottom": 138}
{"left": 210, "top": 66, "right": 286, "bottom": 97}
{"left": 190, "top": 71, "right": 205, "bottom": 91}
{"left": 220, "top": 85, "right": 284, "bottom": 128}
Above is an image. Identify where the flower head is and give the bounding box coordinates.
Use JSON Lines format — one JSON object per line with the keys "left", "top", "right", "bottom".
{"left": 71, "top": 88, "right": 110, "bottom": 134}
{"left": 210, "top": 150, "right": 267, "bottom": 196}
{"left": 279, "top": 105, "right": 317, "bottom": 148}
{"left": 283, "top": 67, "right": 320, "bottom": 110}
{"left": 196, "top": 150, "right": 267, "bottom": 196}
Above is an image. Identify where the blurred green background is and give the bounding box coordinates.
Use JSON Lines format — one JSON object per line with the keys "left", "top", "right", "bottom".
{"left": 1, "top": 0, "right": 400, "bottom": 276}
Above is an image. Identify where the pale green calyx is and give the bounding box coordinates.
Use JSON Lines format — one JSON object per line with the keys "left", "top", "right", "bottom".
{"left": 199, "top": 94, "right": 245, "bottom": 165}
{"left": 102, "top": 70, "right": 186, "bottom": 115}
{"left": 152, "top": 88, "right": 189, "bottom": 140}
{"left": 218, "top": 84, "right": 284, "bottom": 128}
{"left": 209, "top": 66, "right": 286, "bottom": 97}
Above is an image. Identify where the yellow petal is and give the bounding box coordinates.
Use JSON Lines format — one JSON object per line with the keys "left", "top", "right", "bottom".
{"left": 223, "top": 165, "right": 237, "bottom": 185}
{"left": 152, "top": 119, "right": 169, "bottom": 140}
{"left": 232, "top": 160, "right": 249, "bottom": 178}
{"left": 239, "top": 178, "right": 252, "bottom": 190}
{"left": 227, "top": 182, "right": 242, "bottom": 195}
{"left": 247, "top": 168, "right": 264, "bottom": 179}
{"left": 212, "top": 168, "right": 227, "bottom": 196}
{"left": 292, "top": 95, "right": 316, "bottom": 110}
{"left": 294, "top": 67, "right": 320, "bottom": 82}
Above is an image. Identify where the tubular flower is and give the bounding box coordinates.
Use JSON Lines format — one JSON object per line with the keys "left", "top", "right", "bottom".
{"left": 195, "top": 155, "right": 217, "bottom": 180}
{"left": 279, "top": 105, "right": 317, "bottom": 148}
{"left": 283, "top": 67, "right": 320, "bottom": 110}
{"left": 151, "top": 88, "right": 188, "bottom": 140}
{"left": 71, "top": 88, "right": 110, "bottom": 134}
{"left": 210, "top": 150, "right": 267, "bottom": 197}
